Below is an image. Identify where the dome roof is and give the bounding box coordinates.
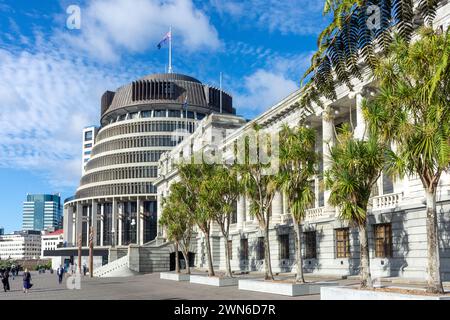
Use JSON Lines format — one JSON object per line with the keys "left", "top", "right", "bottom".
{"left": 100, "top": 72, "right": 234, "bottom": 123}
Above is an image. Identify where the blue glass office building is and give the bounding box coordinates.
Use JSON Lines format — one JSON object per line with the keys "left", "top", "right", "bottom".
{"left": 22, "top": 194, "right": 62, "bottom": 231}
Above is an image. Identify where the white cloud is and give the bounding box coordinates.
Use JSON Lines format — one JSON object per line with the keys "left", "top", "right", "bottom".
{"left": 60, "top": 0, "right": 221, "bottom": 62}
{"left": 209, "top": 0, "right": 326, "bottom": 35}
{"left": 234, "top": 70, "right": 298, "bottom": 115}
{"left": 0, "top": 44, "right": 131, "bottom": 190}
{"left": 232, "top": 52, "right": 312, "bottom": 116}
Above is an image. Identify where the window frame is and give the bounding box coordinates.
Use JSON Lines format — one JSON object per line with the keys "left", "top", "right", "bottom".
{"left": 335, "top": 228, "right": 351, "bottom": 258}
{"left": 374, "top": 223, "right": 393, "bottom": 258}
{"left": 303, "top": 231, "right": 317, "bottom": 259}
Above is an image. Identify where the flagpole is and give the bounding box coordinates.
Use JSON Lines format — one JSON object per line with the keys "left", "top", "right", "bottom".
{"left": 220, "top": 72, "right": 223, "bottom": 114}
{"left": 168, "top": 26, "right": 172, "bottom": 74}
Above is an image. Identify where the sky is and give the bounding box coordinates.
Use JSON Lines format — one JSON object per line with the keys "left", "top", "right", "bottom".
{"left": 0, "top": 0, "right": 329, "bottom": 233}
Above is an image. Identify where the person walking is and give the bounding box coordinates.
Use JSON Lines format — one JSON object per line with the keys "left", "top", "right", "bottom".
{"left": 83, "top": 263, "right": 87, "bottom": 276}
{"left": 56, "top": 265, "right": 65, "bottom": 284}
{"left": 11, "top": 266, "right": 15, "bottom": 280}
{"left": 1, "top": 268, "right": 10, "bottom": 292}
{"left": 22, "top": 269, "right": 32, "bottom": 294}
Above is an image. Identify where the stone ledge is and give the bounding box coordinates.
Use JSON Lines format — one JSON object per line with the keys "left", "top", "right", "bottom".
{"left": 238, "top": 279, "right": 338, "bottom": 296}
{"left": 321, "top": 286, "right": 450, "bottom": 300}
{"left": 160, "top": 272, "right": 190, "bottom": 281}
{"left": 189, "top": 275, "right": 239, "bottom": 287}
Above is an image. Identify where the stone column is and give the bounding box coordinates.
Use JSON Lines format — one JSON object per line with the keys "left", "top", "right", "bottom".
{"left": 354, "top": 92, "right": 368, "bottom": 141}
{"left": 112, "top": 199, "right": 118, "bottom": 247}
{"left": 118, "top": 202, "right": 123, "bottom": 246}
{"left": 245, "top": 196, "right": 252, "bottom": 222}
{"left": 91, "top": 200, "right": 98, "bottom": 246}
{"left": 237, "top": 196, "right": 245, "bottom": 228}
{"left": 75, "top": 202, "right": 82, "bottom": 246}
{"left": 63, "top": 205, "right": 74, "bottom": 246}
{"left": 137, "top": 198, "right": 145, "bottom": 245}
{"left": 100, "top": 203, "right": 104, "bottom": 247}
{"left": 271, "top": 191, "right": 283, "bottom": 223}
{"left": 322, "top": 106, "right": 336, "bottom": 214}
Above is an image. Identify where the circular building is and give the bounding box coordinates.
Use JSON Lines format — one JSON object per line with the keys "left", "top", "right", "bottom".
{"left": 63, "top": 73, "right": 234, "bottom": 249}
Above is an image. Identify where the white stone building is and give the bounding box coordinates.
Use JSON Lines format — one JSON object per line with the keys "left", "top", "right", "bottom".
{"left": 0, "top": 230, "right": 41, "bottom": 260}
{"left": 154, "top": 4, "right": 450, "bottom": 281}
{"left": 41, "top": 229, "right": 64, "bottom": 259}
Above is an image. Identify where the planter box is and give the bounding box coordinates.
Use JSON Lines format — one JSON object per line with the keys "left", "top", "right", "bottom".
{"left": 189, "top": 275, "right": 239, "bottom": 287}
{"left": 321, "top": 286, "right": 450, "bottom": 300}
{"left": 160, "top": 272, "right": 190, "bottom": 281}
{"left": 238, "top": 279, "right": 338, "bottom": 296}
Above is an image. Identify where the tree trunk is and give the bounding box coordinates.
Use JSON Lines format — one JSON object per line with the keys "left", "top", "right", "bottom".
{"left": 263, "top": 223, "right": 274, "bottom": 280}
{"left": 359, "top": 222, "right": 373, "bottom": 289}
{"left": 293, "top": 222, "right": 305, "bottom": 283}
{"left": 224, "top": 237, "right": 232, "bottom": 278}
{"left": 204, "top": 232, "right": 215, "bottom": 277}
{"left": 181, "top": 250, "right": 191, "bottom": 275}
{"left": 425, "top": 189, "right": 444, "bottom": 293}
{"left": 175, "top": 242, "right": 180, "bottom": 274}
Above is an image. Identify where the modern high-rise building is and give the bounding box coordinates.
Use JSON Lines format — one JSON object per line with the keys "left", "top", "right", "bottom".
{"left": 22, "top": 194, "right": 62, "bottom": 232}
{"left": 81, "top": 126, "right": 99, "bottom": 175}
{"left": 0, "top": 227, "right": 4, "bottom": 235}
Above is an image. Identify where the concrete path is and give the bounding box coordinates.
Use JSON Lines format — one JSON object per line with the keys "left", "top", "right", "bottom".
{"left": 0, "top": 271, "right": 355, "bottom": 300}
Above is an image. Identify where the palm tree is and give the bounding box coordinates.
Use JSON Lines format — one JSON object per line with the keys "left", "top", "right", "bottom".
{"left": 159, "top": 183, "right": 195, "bottom": 274}
{"left": 178, "top": 162, "right": 216, "bottom": 277}
{"left": 301, "top": 0, "right": 445, "bottom": 107}
{"left": 279, "top": 123, "right": 318, "bottom": 283}
{"left": 235, "top": 124, "right": 279, "bottom": 280}
{"left": 365, "top": 27, "right": 450, "bottom": 293}
{"left": 325, "top": 124, "right": 387, "bottom": 288}
{"left": 201, "top": 165, "right": 242, "bottom": 277}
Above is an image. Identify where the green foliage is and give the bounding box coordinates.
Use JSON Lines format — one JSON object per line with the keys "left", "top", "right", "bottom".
{"left": 365, "top": 27, "right": 450, "bottom": 190}
{"left": 279, "top": 123, "right": 318, "bottom": 222}
{"left": 301, "top": 0, "right": 443, "bottom": 107}
{"left": 325, "top": 124, "right": 387, "bottom": 225}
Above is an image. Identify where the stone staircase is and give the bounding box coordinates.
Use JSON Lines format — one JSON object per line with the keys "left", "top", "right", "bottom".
{"left": 93, "top": 255, "right": 138, "bottom": 278}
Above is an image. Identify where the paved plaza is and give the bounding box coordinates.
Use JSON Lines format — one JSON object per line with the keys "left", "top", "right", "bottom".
{"left": 0, "top": 271, "right": 359, "bottom": 300}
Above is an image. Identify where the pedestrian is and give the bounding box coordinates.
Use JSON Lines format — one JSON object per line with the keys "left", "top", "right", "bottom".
{"left": 56, "top": 265, "right": 64, "bottom": 284}
{"left": 83, "top": 263, "right": 87, "bottom": 276}
{"left": 2, "top": 269, "right": 10, "bottom": 292}
{"left": 22, "top": 268, "right": 32, "bottom": 294}
{"left": 11, "top": 266, "right": 15, "bottom": 280}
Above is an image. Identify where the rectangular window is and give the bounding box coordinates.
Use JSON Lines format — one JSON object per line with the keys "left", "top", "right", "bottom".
{"left": 304, "top": 231, "right": 317, "bottom": 259}
{"left": 240, "top": 239, "right": 248, "bottom": 261}
{"left": 154, "top": 110, "right": 166, "bottom": 118}
{"left": 168, "top": 110, "right": 181, "bottom": 118}
{"left": 187, "top": 111, "right": 195, "bottom": 119}
{"left": 335, "top": 228, "right": 350, "bottom": 258}
{"left": 374, "top": 223, "right": 393, "bottom": 258}
{"left": 197, "top": 113, "right": 206, "bottom": 120}
{"left": 279, "top": 234, "right": 290, "bottom": 260}
{"left": 256, "top": 237, "right": 265, "bottom": 260}
{"left": 227, "top": 240, "right": 232, "bottom": 260}
{"left": 84, "top": 143, "right": 92, "bottom": 148}
{"left": 84, "top": 131, "right": 93, "bottom": 141}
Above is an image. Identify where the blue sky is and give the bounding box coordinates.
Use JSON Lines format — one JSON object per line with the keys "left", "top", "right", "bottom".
{"left": 0, "top": 0, "right": 328, "bottom": 233}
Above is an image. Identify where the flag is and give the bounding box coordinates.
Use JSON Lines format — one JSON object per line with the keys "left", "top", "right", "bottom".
{"left": 157, "top": 31, "right": 171, "bottom": 49}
